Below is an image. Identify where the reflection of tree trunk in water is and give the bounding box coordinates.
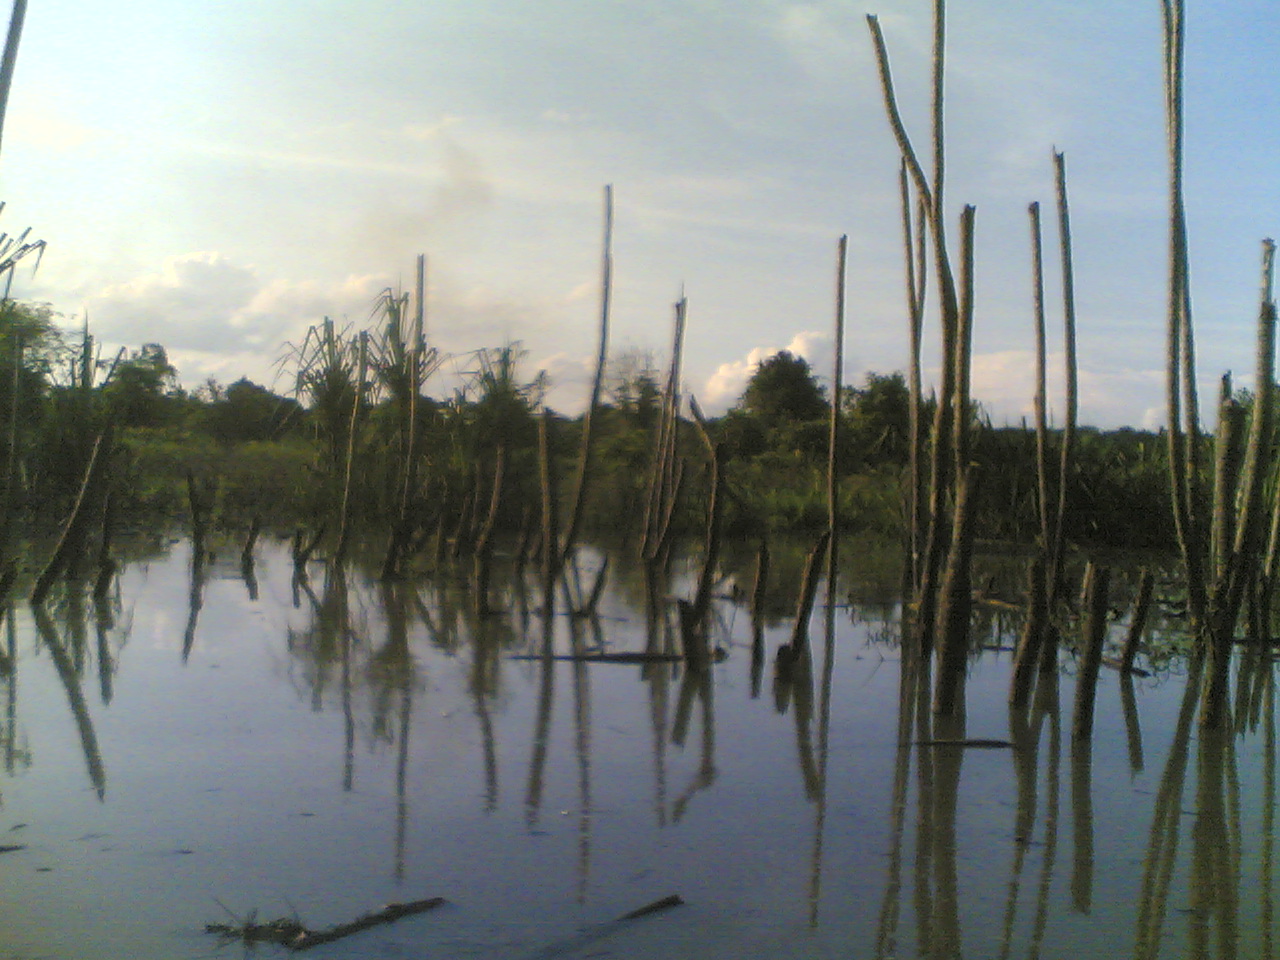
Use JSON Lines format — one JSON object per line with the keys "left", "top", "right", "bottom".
{"left": 1189, "top": 728, "right": 1237, "bottom": 959}
{"left": 473, "top": 633, "right": 499, "bottom": 815}
{"left": 566, "top": 600, "right": 593, "bottom": 904}
{"left": 379, "top": 581, "right": 415, "bottom": 884}
{"left": 1122, "top": 673, "right": 1145, "bottom": 774}
{"left": 4, "top": 605, "right": 16, "bottom": 773}
{"left": 671, "top": 669, "right": 715, "bottom": 823}
{"left": 750, "top": 540, "right": 769, "bottom": 700}
{"left": 1135, "top": 653, "right": 1205, "bottom": 960}
{"left": 1070, "top": 737, "right": 1094, "bottom": 913}
{"left": 341, "top": 600, "right": 354, "bottom": 792}
{"left": 1027, "top": 666, "right": 1061, "bottom": 960}
{"left": 395, "top": 676, "right": 413, "bottom": 884}
{"left": 643, "top": 570, "right": 670, "bottom": 827}
{"left": 94, "top": 593, "right": 115, "bottom": 706}
{"left": 32, "top": 604, "right": 105, "bottom": 799}
{"left": 242, "top": 556, "right": 259, "bottom": 602}
{"left": 182, "top": 543, "right": 206, "bottom": 664}
{"left": 874, "top": 641, "right": 920, "bottom": 959}
{"left": 1227, "top": 723, "right": 1243, "bottom": 922}
{"left": 911, "top": 655, "right": 935, "bottom": 960}
{"left": 524, "top": 604, "right": 556, "bottom": 830}
{"left": 307, "top": 567, "right": 348, "bottom": 712}
{"left": 572, "top": 658, "right": 592, "bottom": 904}
{"left": 998, "top": 690, "right": 1046, "bottom": 960}
{"left": 66, "top": 588, "right": 87, "bottom": 674}
{"left": 929, "top": 703, "right": 966, "bottom": 960}
{"left": 786, "top": 651, "right": 819, "bottom": 800}
{"left": 807, "top": 579, "right": 838, "bottom": 927}
{"left": 1263, "top": 669, "right": 1275, "bottom": 959}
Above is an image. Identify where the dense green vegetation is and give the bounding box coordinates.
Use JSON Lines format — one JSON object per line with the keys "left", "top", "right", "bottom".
{"left": 5, "top": 299, "right": 1180, "bottom": 564}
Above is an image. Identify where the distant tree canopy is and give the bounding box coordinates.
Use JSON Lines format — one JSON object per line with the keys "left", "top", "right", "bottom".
{"left": 843, "top": 371, "right": 910, "bottom": 467}
{"left": 606, "top": 348, "right": 662, "bottom": 430}
{"left": 102, "top": 343, "right": 181, "bottom": 428}
{"left": 739, "top": 350, "right": 828, "bottom": 424}
{"left": 199, "top": 377, "right": 304, "bottom": 444}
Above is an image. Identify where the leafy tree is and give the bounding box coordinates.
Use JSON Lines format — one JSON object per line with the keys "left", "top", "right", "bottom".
{"left": 606, "top": 348, "right": 662, "bottom": 430}
{"left": 739, "top": 350, "right": 828, "bottom": 424}
{"left": 102, "top": 343, "right": 181, "bottom": 428}
{"left": 199, "top": 377, "right": 303, "bottom": 444}
{"left": 843, "top": 371, "right": 911, "bottom": 466}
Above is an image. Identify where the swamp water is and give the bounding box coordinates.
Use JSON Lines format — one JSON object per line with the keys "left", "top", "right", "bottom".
{"left": 0, "top": 536, "right": 1267, "bottom": 959}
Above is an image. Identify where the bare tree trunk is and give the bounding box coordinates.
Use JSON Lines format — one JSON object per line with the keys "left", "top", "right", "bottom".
{"left": 563, "top": 185, "right": 613, "bottom": 562}
{"left": 1210, "top": 374, "right": 1238, "bottom": 579}
{"left": 1162, "top": 0, "right": 1208, "bottom": 633}
{"left": 1029, "top": 203, "right": 1051, "bottom": 557}
{"left": 0, "top": 0, "right": 28, "bottom": 161}
{"left": 33, "top": 426, "right": 114, "bottom": 603}
{"left": 538, "top": 411, "right": 560, "bottom": 615}
{"left": 1049, "top": 153, "right": 1078, "bottom": 604}
{"left": 1073, "top": 563, "right": 1110, "bottom": 742}
{"left": 334, "top": 332, "right": 368, "bottom": 565}
{"left": 474, "top": 444, "right": 507, "bottom": 617}
{"left": 642, "top": 296, "right": 687, "bottom": 563}
{"left": 1203, "top": 239, "right": 1277, "bottom": 727}
{"left": 933, "top": 206, "right": 977, "bottom": 718}
{"left": 866, "top": 10, "right": 962, "bottom": 659}
{"left": 829, "top": 235, "right": 847, "bottom": 542}
{"left": 0, "top": 331, "right": 20, "bottom": 565}
{"left": 900, "top": 166, "right": 927, "bottom": 595}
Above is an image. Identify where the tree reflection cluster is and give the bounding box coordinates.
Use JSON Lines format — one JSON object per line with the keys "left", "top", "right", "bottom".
{"left": 1, "top": 535, "right": 1278, "bottom": 959}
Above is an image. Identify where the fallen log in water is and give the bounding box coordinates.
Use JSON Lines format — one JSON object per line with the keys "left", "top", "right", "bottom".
{"left": 206, "top": 896, "right": 446, "bottom": 951}
{"left": 518, "top": 893, "right": 685, "bottom": 960}
{"left": 618, "top": 893, "right": 684, "bottom": 920}
{"left": 509, "top": 652, "right": 686, "bottom": 664}
{"left": 1102, "top": 655, "right": 1151, "bottom": 679}
{"left": 915, "top": 738, "right": 1015, "bottom": 749}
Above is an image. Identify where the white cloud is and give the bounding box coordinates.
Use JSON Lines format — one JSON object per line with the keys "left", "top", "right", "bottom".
{"left": 969, "top": 349, "right": 1166, "bottom": 430}
{"left": 402, "top": 116, "right": 463, "bottom": 141}
{"left": 82, "top": 254, "right": 392, "bottom": 386}
{"left": 701, "top": 330, "right": 830, "bottom": 412}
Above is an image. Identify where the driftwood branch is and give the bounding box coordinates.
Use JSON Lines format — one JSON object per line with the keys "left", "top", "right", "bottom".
{"left": 206, "top": 896, "right": 447, "bottom": 951}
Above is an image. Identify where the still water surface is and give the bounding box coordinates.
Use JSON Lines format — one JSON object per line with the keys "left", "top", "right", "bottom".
{"left": 0, "top": 537, "right": 1267, "bottom": 959}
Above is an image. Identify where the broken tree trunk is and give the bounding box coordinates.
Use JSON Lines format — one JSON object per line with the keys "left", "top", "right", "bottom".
{"left": 33, "top": 425, "right": 114, "bottom": 604}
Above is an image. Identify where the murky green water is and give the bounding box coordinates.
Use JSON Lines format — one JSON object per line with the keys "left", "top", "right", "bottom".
{"left": 0, "top": 537, "right": 1266, "bottom": 959}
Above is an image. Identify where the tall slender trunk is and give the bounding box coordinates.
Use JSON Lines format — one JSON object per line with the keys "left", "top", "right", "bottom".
{"left": 563, "top": 186, "right": 613, "bottom": 562}
{"left": 1049, "top": 153, "right": 1078, "bottom": 604}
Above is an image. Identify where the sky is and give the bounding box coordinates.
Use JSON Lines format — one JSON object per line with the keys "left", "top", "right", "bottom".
{"left": 0, "top": 0, "right": 1276, "bottom": 428}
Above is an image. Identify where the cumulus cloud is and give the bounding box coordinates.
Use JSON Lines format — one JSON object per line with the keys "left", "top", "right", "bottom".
{"left": 968, "top": 349, "right": 1165, "bottom": 429}
{"left": 80, "top": 250, "right": 580, "bottom": 395}
{"left": 83, "top": 253, "right": 393, "bottom": 387}
{"left": 701, "top": 330, "right": 831, "bottom": 411}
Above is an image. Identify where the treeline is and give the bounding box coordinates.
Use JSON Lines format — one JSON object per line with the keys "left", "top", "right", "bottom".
{"left": 9, "top": 298, "right": 1176, "bottom": 559}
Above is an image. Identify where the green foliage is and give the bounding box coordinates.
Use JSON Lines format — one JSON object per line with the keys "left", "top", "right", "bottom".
{"left": 842, "top": 371, "right": 910, "bottom": 467}
{"left": 606, "top": 349, "right": 662, "bottom": 430}
{"left": 197, "top": 378, "right": 303, "bottom": 444}
{"left": 101, "top": 343, "right": 183, "bottom": 428}
{"left": 115, "top": 430, "right": 314, "bottom": 525}
{"left": 740, "top": 350, "right": 828, "bottom": 424}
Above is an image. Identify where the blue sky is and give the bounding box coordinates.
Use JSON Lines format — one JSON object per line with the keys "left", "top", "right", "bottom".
{"left": 0, "top": 0, "right": 1275, "bottom": 427}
